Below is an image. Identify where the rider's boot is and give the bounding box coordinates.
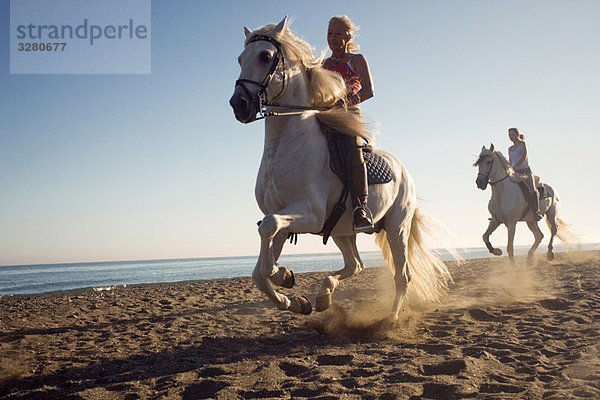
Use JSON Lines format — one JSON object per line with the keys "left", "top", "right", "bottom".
{"left": 350, "top": 163, "right": 374, "bottom": 232}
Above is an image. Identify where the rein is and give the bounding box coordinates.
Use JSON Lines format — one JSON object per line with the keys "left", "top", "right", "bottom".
{"left": 235, "top": 34, "right": 333, "bottom": 120}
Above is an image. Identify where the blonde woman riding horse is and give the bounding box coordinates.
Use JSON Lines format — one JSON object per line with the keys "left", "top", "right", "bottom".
{"left": 230, "top": 17, "right": 457, "bottom": 320}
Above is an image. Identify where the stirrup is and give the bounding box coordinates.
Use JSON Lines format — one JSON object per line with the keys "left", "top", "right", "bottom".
{"left": 353, "top": 204, "right": 374, "bottom": 233}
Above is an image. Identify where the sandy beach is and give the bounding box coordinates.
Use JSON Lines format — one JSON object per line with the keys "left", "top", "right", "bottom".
{"left": 1, "top": 251, "right": 598, "bottom": 399}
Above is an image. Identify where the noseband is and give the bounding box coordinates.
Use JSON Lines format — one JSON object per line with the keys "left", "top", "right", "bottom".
{"left": 234, "top": 35, "right": 332, "bottom": 121}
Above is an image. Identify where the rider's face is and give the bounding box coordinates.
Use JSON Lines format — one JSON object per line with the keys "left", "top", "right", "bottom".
{"left": 327, "top": 21, "right": 351, "bottom": 52}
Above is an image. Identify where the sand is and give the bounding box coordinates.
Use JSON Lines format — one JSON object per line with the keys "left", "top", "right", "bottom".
{"left": 1, "top": 251, "right": 599, "bottom": 399}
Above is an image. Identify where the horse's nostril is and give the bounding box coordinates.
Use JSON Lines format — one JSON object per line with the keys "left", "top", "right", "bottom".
{"left": 230, "top": 95, "right": 248, "bottom": 112}
{"left": 238, "top": 98, "right": 248, "bottom": 110}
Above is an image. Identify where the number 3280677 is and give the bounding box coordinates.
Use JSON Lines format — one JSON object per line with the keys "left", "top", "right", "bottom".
{"left": 18, "top": 43, "right": 67, "bottom": 51}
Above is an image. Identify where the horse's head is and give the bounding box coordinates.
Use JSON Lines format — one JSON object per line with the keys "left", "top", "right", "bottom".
{"left": 229, "top": 17, "right": 289, "bottom": 123}
{"left": 474, "top": 143, "right": 495, "bottom": 190}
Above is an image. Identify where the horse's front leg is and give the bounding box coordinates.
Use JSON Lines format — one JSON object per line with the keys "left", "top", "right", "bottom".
{"left": 252, "top": 211, "right": 320, "bottom": 315}
{"left": 266, "top": 230, "right": 296, "bottom": 288}
{"left": 506, "top": 222, "right": 517, "bottom": 265}
{"left": 315, "top": 235, "right": 364, "bottom": 312}
{"left": 483, "top": 218, "right": 502, "bottom": 256}
{"left": 525, "top": 221, "right": 544, "bottom": 265}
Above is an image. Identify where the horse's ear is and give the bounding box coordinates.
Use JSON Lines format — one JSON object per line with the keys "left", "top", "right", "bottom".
{"left": 244, "top": 27, "right": 252, "bottom": 38}
{"left": 273, "top": 16, "right": 288, "bottom": 34}
{"left": 490, "top": 143, "right": 495, "bottom": 152}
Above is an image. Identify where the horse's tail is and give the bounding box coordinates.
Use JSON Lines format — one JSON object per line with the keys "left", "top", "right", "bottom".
{"left": 545, "top": 191, "right": 578, "bottom": 245}
{"left": 548, "top": 217, "right": 578, "bottom": 245}
{"left": 375, "top": 206, "right": 458, "bottom": 303}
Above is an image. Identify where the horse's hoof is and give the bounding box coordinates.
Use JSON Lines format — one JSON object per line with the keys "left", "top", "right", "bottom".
{"left": 385, "top": 315, "right": 399, "bottom": 327}
{"left": 547, "top": 252, "right": 555, "bottom": 261}
{"left": 291, "top": 295, "right": 312, "bottom": 315}
{"left": 526, "top": 256, "right": 534, "bottom": 266}
{"left": 315, "top": 294, "right": 332, "bottom": 312}
{"left": 492, "top": 248, "right": 502, "bottom": 256}
{"left": 280, "top": 267, "right": 295, "bottom": 289}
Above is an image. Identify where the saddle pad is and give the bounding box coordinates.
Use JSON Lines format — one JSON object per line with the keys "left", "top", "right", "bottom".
{"left": 364, "top": 151, "right": 393, "bottom": 184}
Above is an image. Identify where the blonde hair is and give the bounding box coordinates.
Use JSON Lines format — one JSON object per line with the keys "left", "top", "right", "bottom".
{"left": 329, "top": 15, "right": 360, "bottom": 53}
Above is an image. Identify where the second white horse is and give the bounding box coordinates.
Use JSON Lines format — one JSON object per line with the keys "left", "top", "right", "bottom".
{"left": 475, "top": 144, "right": 574, "bottom": 264}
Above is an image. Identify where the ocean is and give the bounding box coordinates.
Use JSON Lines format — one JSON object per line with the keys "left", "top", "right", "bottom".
{"left": 1, "top": 244, "right": 597, "bottom": 296}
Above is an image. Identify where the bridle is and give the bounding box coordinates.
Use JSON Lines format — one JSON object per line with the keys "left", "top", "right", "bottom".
{"left": 476, "top": 153, "right": 509, "bottom": 186}
{"left": 234, "top": 35, "right": 332, "bottom": 121}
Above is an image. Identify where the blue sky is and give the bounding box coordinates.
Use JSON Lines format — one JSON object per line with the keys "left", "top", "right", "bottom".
{"left": 1, "top": 0, "right": 599, "bottom": 265}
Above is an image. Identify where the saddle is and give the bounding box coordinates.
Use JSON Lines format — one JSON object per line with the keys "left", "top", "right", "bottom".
{"left": 281, "top": 126, "right": 394, "bottom": 246}
{"left": 326, "top": 128, "right": 393, "bottom": 185}
{"left": 317, "top": 127, "right": 394, "bottom": 244}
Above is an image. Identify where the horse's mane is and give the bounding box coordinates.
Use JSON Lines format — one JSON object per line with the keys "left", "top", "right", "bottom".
{"left": 493, "top": 150, "right": 516, "bottom": 177}
{"left": 247, "top": 23, "right": 375, "bottom": 142}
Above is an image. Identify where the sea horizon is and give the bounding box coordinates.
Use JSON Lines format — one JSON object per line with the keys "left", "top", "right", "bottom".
{"left": 1, "top": 243, "right": 597, "bottom": 297}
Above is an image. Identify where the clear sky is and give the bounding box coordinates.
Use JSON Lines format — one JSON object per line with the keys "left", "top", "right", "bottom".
{"left": 1, "top": 0, "right": 599, "bottom": 266}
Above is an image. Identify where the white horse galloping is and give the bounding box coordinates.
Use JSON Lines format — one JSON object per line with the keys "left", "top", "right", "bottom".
{"left": 474, "top": 144, "right": 574, "bottom": 264}
{"left": 229, "top": 17, "right": 455, "bottom": 321}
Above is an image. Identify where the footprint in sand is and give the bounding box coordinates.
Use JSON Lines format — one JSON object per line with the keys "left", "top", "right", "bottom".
{"left": 182, "top": 380, "right": 230, "bottom": 400}
{"left": 538, "top": 298, "right": 572, "bottom": 310}
{"left": 385, "top": 370, "right": 424, "bottom": 383}
{"left": 421, "top": 359, "right": 467, "bottom": 376}
{"left": 416, "top": 343, "right": 454, "bottom": 355}
{"left": 316, "top": 354, "right": 354, "bottom": 366}
{"left": 289, "top": 386, "right": 329, "bottom": 398}
{"left": 240, "top": 389, "right": 284, "bottom": 398}
{"left": 479, "top": 382, "right": 526, "bottom": 394}
{"left": 420, "top": 382, "right": 478, "bottom": 399}
{"left": 464, "top": 308, "right": 507, "bottom": 322}
{"left": 278, "top": 361, "right": 313, "bottom": 377}
{"left": 349, "top": 367, "right": 380, "bottom": 378}
{"left": 198, "top": 366, "right": 229, "bottom": 377}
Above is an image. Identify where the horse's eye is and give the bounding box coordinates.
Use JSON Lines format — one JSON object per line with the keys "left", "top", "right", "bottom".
{"left": 260, "top": 51, "right": 273, "bottom": 63}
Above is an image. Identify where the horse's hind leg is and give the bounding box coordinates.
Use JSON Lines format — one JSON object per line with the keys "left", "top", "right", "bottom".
{"left": 483, "top": 218, "right": 503, "bottom": 256}
{"left": 386, "top": 227, "right": 411, "bottom": 321}
{"left": 545, "top": 204, "right": 558, "bottom": 261}
{"left": 379, "top": 205, "right": 412, "bottom": 321}
{"left": 506, "top": 222, "right": 517, "bottom": 265}
{"left": 525, "top": 221, "right": 544, "bottom": 265}
{"left": 315, "top": 235, "right": 363, "bottom": 312}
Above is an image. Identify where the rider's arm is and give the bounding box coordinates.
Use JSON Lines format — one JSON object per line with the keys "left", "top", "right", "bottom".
{"left": 350, "top": 54, "right": 374, "bottom": 105}
{"left": 516, "top": 142, "right": 528, "bottom": 167}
